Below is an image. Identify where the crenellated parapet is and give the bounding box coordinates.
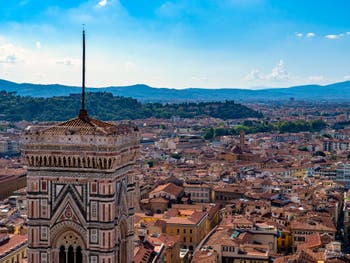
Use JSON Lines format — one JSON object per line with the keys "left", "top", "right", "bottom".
{"left": 21, "top": 117, "right": 139, "bottom": 171}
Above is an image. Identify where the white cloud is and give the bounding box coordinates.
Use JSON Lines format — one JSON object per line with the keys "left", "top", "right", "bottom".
{"left": 344, "top": 75, "right": 350, "bottom": 81}
{"left": 245, "top": 60, "right": 291, "bottom": 82}
{"left": 55, "top": 57, "right": 80, "bottom": 66}
{"left": 97, "top": 0, "right": 108, "bottom": 8}
{"left": 295, "top": 32, "right": 316, "bottom": 39}
{"left": 325, "top": 34, "right": 339, "bottom": 39}
{"left": 295, "top": 31, "right": 350, "bottom": 40}
{"left": 266, "top": 60, "right": 290, "bottom": 81}
{"left": 35, "top": 41, "right": 42, "bottom": 49}
{"left": 124, "top": 61, "right": 136, "bottom": 72}
{"left": 245, "top": 60, "right": 332, "bottom": 86}
{"left": 0, "top": 43, "right": 24, "bottom": 64}
{"left": 308, "top": 75, "right": 324, "bottom": 82}
{"left": 245, "top": 69, "right": 263, "bottom": 81}
{"left": 324, "top": 31, "right": 350, "bottom": 39}
{"left": 325, "top": 33, "right": 347, "bottom": 39}
{"left": 190, "top": 76, "right": 208, "bottom": 82}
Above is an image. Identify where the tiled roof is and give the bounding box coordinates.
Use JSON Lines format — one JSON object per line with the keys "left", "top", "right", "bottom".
{"left": 150, "top": 183, "right": 183, "bottom": 197}
{"left": 39, "top": 115, "right": 136, "bottom": 136}
{"left": 192, "top": 249, "right": 218, "bottom": 263}
{"left": 297, "top": 232, "right": 322, "bottom": 250}
{"left": 291, "top": 219, "right": 336, "bottom": 232}
{"left": 163, "top": 209, "right": 206, "bottom": 225}
{"left": 206, "top": 228, "right": 238, "bottom": 247}
{"left": 133, "top": 241, "right": 155, "bottom": 263}
{"left": 0, "top": 234, "right": 27, "bottom": 257}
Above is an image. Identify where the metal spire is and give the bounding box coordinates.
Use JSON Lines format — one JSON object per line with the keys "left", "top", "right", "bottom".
{"left": 79, "top": 25, "right": 88, "bottom": 119}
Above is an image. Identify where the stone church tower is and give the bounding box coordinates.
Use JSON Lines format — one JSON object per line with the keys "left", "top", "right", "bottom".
{"left": 21, "top": 30, "right": 139, "bottom": 263}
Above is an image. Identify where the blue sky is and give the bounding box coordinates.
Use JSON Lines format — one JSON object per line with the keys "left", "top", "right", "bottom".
{"left": 0, "top": 0, "right": 350, "bottom": 88}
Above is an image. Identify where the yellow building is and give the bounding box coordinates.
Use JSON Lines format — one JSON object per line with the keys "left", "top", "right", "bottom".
{"left": 291, "top": 169, "right": 307, "bottom": 179}
{"left": 277, "top": 228, "right": 293, "bottom": 253}
{"left": 0, "top": 234, "right": 27, "bottom": 263}
{"left": 164, "top": 208, "right": 207, "bottom": 251}
{"left": 172, "top": 203, "right": 220, "bottom": 233}
{"left": 134, "top": 203, "right": 219, "bottom": 252}
{"left": 150, "top": 233, "right": 181, "bottom": 263}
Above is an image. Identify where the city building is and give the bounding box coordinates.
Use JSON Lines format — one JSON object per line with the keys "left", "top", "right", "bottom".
{"left": 163, "top": 208, "right": 207, "bottom": 251}
{"left": 0, "top": 234, "right": 27, "bottom": 263}
{"left": 336, "top": 162, "right": 350, "bottom": 189}
{"left": 183, "top": 181, "right": 211, "bottom": 203}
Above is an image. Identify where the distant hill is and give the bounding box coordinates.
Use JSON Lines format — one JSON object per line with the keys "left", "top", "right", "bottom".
{"left": 1, "top": 79, "right": 350, "bottom": 102}
{"left": 0, "top": 91, "right": 262, "bottom": 121}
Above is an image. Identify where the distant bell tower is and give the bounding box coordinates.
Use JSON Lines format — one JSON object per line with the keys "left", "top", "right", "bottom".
{"left": 22, "top": 29, "right": 139, "bottom": 263}
{"left": 239, "top": 129, "right": 245, "bottom": 146}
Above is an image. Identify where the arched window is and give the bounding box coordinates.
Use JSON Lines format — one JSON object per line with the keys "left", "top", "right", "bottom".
{"left": 76, "top": 246, "right": 82, "bottom": 263}
{"left": 68, "top": 246, "right": 74, "bottom": 263}
{"left": 59, "top": 246, "right": 65, "bottom": 263}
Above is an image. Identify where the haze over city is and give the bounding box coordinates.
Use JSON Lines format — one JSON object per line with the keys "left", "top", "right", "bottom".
{"left": 1, "top": 0, "right": 350, "bottom": 88}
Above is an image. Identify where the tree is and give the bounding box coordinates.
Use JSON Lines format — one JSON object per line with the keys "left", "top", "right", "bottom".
{"left": 214, "top": 127, "right": 227, "bottom": 137}
{"left": 204, "top": 128, "right": 214, "bottom": 140}
{"left": 314, "top": 151, "right": 326, "bottom": 157}
{"left": 146, "top": 160, "right": 154, "bottom": 168}
{"left": 298, "top": 146, "right": 308, "bottom": 152}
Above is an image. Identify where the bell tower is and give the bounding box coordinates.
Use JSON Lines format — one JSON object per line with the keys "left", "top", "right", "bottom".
{"left": 22, "top": 29, "right": 139, "bottom": 263}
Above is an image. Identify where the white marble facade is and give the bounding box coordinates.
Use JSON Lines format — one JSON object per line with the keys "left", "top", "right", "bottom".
{"left": 22, "top": 116, "right": 139, "bottom": 263}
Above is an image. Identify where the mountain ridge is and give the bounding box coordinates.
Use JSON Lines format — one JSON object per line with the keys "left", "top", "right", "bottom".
{"left": 0, "top": 79, "right": 349, "bottom": 102}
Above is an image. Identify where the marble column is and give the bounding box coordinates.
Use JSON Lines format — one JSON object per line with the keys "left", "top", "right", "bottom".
{"left": 65, "top": 246, "right": 69, "bottom": 263}
{"left": 73, "top": 247, "right": 76, "bottom": 263}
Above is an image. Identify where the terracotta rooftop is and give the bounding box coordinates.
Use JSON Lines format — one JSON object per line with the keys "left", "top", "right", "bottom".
{"left": 0, "top": 169, "right": 26, "bottom": 183}
{"left": 149, "top": 183, "right": 183, "bottom": 197}
{"left": 149, "top": 233, "right": 180, "bottom": 248}
{"left": 297, "top": 232, "right": 322, "bottom": 250}
{"left": 291, "top": 219, "right": 336, "bottom": 233}
{"left": 33, "top": 115, "right": 137, "bottom": 136}
{"left": 149, "top": 197, "right": 169, "bottom": 204}
{"left": 163, "top": 209, "right": 207, "bottom": 225}
{"left": 0, "top": 234, "right": 27, "bottom": 258}
{"left": 133, "top": 240, "right": 155, "bottom": 263}
{"left": 192, "top": 249, "right": 218, "bottom": 263}
{"left": 205, "top": 227, "right": 238, "bottom": 247}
